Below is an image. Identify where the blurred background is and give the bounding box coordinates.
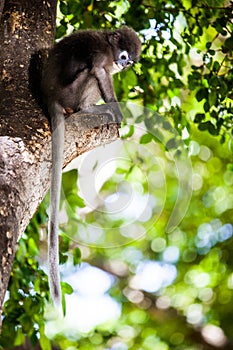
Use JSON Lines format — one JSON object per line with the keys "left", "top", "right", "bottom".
{"left": 2, "top": 0, "right": 233, "bottom": 349}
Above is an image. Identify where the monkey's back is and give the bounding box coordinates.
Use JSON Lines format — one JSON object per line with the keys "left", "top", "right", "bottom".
{"left": 41, "top": 30, "right": 112, "bottom": 102}
{"left": 51, "top": 30, "right": 111, "bottom": 79}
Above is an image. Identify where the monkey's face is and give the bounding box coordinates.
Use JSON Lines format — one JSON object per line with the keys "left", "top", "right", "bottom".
{"left": 113, "top": 50, "right": 134, "bottom": 72}
{"left": 109, "top": 26, "right": 141, "bottom": 73}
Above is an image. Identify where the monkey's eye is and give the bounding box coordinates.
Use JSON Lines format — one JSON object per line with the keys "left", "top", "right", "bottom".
{"left": 117, "top": 50, "right": 133, "bottom": 69}
{"left": 119, "top": 51, "right": 129, "bottom": 61}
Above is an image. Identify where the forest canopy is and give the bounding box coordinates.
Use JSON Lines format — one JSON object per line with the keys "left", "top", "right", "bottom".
{"left": 1, "top": 0, "right": 233, "bottom": 349}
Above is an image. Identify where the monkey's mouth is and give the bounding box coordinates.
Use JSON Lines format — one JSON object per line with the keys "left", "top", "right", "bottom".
{"left": 112, "top": 60, "right": 133, "bottom": 73}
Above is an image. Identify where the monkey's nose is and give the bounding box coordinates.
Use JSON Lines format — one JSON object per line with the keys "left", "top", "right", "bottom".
{"left": 120, "top": 59, "right": 133, "bottom": 69}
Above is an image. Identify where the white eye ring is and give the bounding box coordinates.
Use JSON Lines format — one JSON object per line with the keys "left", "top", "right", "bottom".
{"left": 119, "top": 50, "right": 129, "bottom": 61}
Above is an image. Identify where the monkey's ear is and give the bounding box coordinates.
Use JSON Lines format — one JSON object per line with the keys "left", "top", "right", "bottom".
{"left": 108, "top": 32, "right": 121, "bottom": 45}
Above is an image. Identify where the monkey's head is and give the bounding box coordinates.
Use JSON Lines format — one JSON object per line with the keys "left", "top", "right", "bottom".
{"left": 108, "top": 26, "right": 141, "bottom": 72}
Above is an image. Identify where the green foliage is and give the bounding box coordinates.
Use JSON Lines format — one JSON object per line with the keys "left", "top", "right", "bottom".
{"left": 0, "top": 208, "right": 49, "bottom": 348}
{"left": 3, "top": 0, "right": 233, "bottom": 349}
{"left": 55, "top": 0, "right": 233, "bottom": 141}
{"left": 62, "top": 169, "right": 85, "bottom": 213}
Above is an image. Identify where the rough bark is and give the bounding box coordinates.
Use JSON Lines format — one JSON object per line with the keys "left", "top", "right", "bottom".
{"left": 0, "top": 0, "right": 119, "bottom": 326}
{"left": 0, "top": 0, "right": 4, "bottom": 20}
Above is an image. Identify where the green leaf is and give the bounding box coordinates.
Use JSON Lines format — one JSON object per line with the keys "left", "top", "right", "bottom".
{"left": 73, "top": 247, "right": 82, "bottom": 265}
{"left": 116, "top": 167, "right": 127, "bottom": 174}
{"left": 151, "top": 129, "right": 164, "bottom": 144}
{"left": 39, "top": 325, "right": 51, "bottom": 350}
{"left": 135, "top": 114, "right": 145, "bottom": 123}
{"left": 60, "top": 253, "right": 68, "bottom": 264}
{"left": 198, "top": 121, "right": 218, "bottom": 135}
{"left": 196, "top": 88, "right": 208, "bottom": 102}
{"left": 28, "top": 238, "right": 38, "bottom": 256}
{"left": 140, "top": 133, "right": 153, "bottom": 144}
{"left": 208, "top": 50, "right": 215, "bottom": 56}
{"left": 188, "top": 71, "right": 201, "bottom": 90}
{"left": 166, "top": 138, "right": 177, "bottom": 150}
{"left": 220, "top": 134, "right": 226, "bottom": 144}
{"left": 60, "top": 1, "right": 68, "bottom": 15}
{"left": 194, "top": 113, "right": 205, "bottom": 123}
{"left": 219, "top": 79, "right": 228, "bottom": 100}
{"left": 121, "top": 125, "right": 134, "bottom": 139}
{"left": 204, "top": 101, "right": 210, "bottom": 113}
{"left": 67, "top": 193, "right": 85, "bottom": 209}
{"left": 214, "top": 21, "right": 227, "bottom": 35}
{"left": 122, "top": 69, "right": 138, "bottom": 90}
{"left": 62, "top": 169, "right": 78, "bottom": 194}
{"left": 208, "top": 90, "right": 217, "bottom": 107}
{"left": 14, "top": 329, "right": 25, "bottom": 346}
{"left": 55, "top": 25, "right": 67, "bottom": 40}
{"left": 213, "top": 61, "right": 220, "bottom": 72}
{"left": 224, "top": 37, "right": 233, "bottom": 50}
{"left": 61, "top": 282, "right": 73, "bottom": 295}
{"left": 209, "top": 75, "right": 219, "bottom": 87}
{"left": 18, "top": 314, "right": 33, "bottom": 334}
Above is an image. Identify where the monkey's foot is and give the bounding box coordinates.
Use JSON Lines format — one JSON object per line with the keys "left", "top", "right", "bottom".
{"left": 64, "top": 107, "right": 74, "bottom": 115}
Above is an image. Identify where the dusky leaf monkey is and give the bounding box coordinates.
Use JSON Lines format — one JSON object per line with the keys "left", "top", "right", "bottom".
{"left": 41, "top": 26, "right": 141, "bottom": 306}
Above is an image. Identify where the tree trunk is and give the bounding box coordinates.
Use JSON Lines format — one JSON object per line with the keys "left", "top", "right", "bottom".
{"left": 0, "top": 1, "right": 4, "bottom": 20}
{"left": 0, "top": 0, "right": 119, "bottom": 327}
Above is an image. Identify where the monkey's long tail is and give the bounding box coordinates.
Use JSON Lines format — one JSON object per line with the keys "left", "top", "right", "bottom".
{"left": 48, "top": 101, "right": 64, "bottom": 307}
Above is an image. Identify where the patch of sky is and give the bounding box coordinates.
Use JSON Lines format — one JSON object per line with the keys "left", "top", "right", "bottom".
{"left": 195, "top": 220, "right": 233, "bottom": 254}
{"left": 130, "top": 260, "right": 177, "bottom": 293}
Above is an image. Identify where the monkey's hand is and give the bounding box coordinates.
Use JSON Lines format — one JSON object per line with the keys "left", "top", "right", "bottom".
{"left": 110, "top": 102, "right": 123, "bottom": 124}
